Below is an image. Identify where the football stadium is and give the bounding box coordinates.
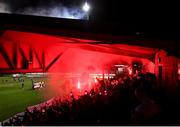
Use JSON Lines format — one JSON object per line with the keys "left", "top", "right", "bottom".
{"left": 0, "top": 0, "right": 180, "bottom": 126}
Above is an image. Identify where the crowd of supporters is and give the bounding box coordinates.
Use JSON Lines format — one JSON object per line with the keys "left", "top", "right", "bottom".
{"left": 2, "top": 72, "right": 180, "bottom": 126}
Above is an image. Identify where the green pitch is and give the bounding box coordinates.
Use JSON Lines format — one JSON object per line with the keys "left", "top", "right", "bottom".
{"left": 0, "top": 76, "right": 50, "bottom": 121}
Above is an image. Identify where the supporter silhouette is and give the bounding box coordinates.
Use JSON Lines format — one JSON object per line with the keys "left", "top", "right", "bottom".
{"left": 131, "top": 85, "right": 161, "bottom": 125}
{"left": 4, "top": 73, "right": 180, "bottom": 126}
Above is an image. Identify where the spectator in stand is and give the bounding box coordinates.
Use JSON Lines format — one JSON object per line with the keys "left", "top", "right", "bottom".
{"left": 5, "top": 72, "right": 177, "bottom": 126}
{"left": 131, "top": 85, "right": 161, "bottom": 125}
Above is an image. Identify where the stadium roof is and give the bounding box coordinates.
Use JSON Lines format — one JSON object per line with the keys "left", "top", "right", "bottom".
{"left": 0, "top": 13, "right": 179, "bottom": 57}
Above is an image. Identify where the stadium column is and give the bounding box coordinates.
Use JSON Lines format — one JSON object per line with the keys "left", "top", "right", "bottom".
{"left": 16, "top": 43, "right": 21, "bottom": 69}
{"left": 155, "top": 50, "right": 179, "bottom": 96}
{"left": 13, "top": 42, "right": 18, "bottom": 69}
{"left": 28, "top": 47, "right": 33, "bottom": 70}
{"left": 42, "top": 49, "right": 45, "bottom": 72}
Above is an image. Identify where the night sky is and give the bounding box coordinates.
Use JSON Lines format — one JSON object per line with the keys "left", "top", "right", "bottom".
{"left": 0, "top": 1, "right": 179, "bottom": 56}
{"left": 0, "top": 0, "right": 90, "bottom": 19}
{"left": 0, "top": 0, "right": 180, "bottom": 38}
{"left": 0, "top": 0, "right": 179, "bottom": 22}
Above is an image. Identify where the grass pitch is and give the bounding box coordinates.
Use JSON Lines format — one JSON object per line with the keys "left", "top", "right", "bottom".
{"left": 0, "top": 76, "right": 49, "bottom": 121}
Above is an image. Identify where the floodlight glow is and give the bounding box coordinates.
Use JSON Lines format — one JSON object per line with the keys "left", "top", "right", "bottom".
{"left": 82, "top": 2, "right": 90, "bottom": 12}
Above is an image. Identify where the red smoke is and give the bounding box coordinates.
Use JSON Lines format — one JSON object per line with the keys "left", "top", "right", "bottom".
{"left": 47, "top": 48, "right": 154, "bottom": 97}
{"left": 0, "top": 30, "right": 156, "bottom": 99}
